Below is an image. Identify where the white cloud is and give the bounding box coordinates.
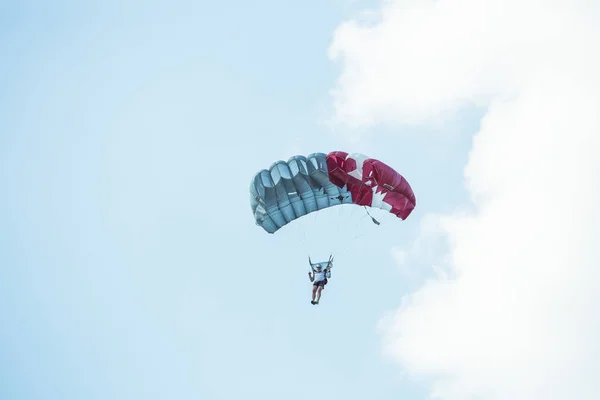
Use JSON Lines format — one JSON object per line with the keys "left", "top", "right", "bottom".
{"left": 330, "top": 0, "right": 600, "bottom": 399}
{"left": 390, "top": 212, "right": 452, "bottom": 283}
{"left": 391, "top": 247, "right": 407, "bottom": 265}
{"left": 328, "top": 0, "right": 599, "bottom": 129}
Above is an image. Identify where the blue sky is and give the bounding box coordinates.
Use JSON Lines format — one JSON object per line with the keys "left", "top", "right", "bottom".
{"left": 1, "top": 2, "right": 481, "bottom": 399}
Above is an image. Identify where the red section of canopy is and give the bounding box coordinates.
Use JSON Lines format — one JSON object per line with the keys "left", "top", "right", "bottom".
{"left": 326, "top": 151, "right": 416, "bottom": 220}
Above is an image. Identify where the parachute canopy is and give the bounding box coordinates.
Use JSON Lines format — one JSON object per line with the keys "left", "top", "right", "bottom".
{"left": 250, "top": 151, "right": 416, "bottom": 233}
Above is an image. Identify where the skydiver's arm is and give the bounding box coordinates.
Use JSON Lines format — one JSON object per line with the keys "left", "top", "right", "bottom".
{"left": 308, "top": 272, "right": 314, "bottom": 282}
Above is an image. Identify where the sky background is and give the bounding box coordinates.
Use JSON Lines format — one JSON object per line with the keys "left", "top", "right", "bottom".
{"left": 1, "top": 1, "right": 599, "bottom": 400}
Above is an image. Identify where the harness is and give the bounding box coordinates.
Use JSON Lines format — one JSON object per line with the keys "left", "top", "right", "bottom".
{"left": 309, "top": 255, "right": 333, "bottom": 285}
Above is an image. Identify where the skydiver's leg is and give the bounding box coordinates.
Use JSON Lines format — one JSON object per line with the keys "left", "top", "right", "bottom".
{"left": 316, "top": 286, "right": 323, "bottom": 303}
{"left": 311, "top": 284, "right": 317, "bottom": 304}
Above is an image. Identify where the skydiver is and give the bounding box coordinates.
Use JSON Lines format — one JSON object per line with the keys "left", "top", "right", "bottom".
{"left": 308, "top": 259, "right": 332, "bottom": 305}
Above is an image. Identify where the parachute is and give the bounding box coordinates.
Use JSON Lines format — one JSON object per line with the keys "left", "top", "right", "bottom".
{"left": 250, "top": 151, "right": 416, "bottom": 233}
